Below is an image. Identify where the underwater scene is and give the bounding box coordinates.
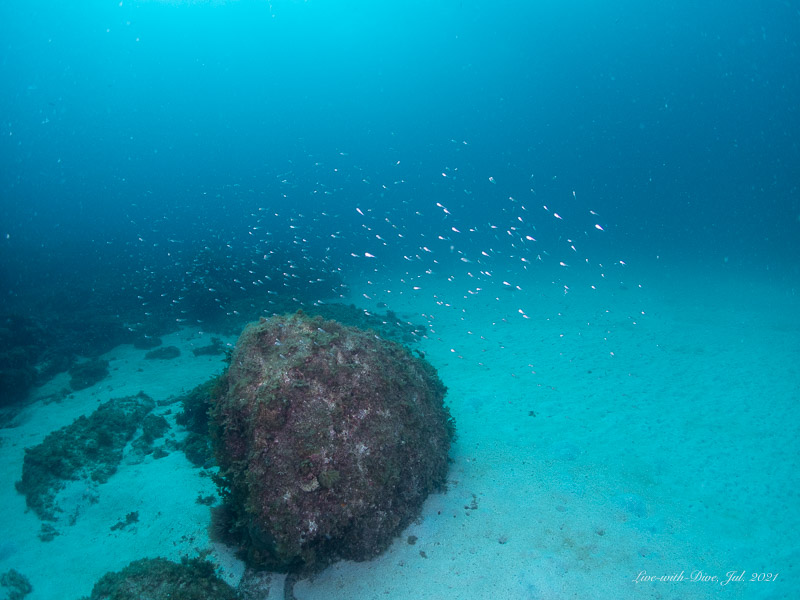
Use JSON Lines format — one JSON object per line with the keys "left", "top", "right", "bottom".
{"left": 1, "top": 1, "right": 798, "bottom": 599}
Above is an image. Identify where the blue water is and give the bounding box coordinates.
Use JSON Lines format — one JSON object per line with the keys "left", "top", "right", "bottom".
{"left": 1, "top": 1, "right": 798, "bottom": 598}
{"left": 3, "top": 0, "right": 798, "bottom": 271}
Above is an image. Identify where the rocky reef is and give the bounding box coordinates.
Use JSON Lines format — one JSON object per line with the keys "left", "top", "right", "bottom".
{"left": 80, "top": 557, "right": 237, "bottom": 600}
{"left": 15, "top": 392, "right": 159, "bottom": 521}
{"left": 0, "top": 315, "right": 59, "bottom": 407}
{"left": 68, "top": 358, "right": 110, "bottom": 391}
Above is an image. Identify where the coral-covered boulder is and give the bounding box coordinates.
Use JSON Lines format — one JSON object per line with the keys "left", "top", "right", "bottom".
{"left": 210, "top": 311, "right": 453, "bottom": 573}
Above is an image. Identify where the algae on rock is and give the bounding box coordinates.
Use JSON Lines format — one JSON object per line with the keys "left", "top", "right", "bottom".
{"left": 15, "top": 392, "right": 156, "bottom": 521}
{"left": 210, "top": 311, "right": 454, "bottom": 573}
{"left": 81, "top": 557, "right": 237, "bottom": 600}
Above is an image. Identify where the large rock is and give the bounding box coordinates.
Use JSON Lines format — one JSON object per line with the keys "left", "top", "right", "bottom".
{"left": 210, "top": 311, "right": 454, "bottom": 573}
{"left": 81, "top": 557, "right": 238, "bottom": 600}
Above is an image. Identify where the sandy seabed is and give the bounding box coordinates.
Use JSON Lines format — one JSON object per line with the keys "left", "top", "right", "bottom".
{"left": 1, "top": 259, "right": 797, "bottom": 600}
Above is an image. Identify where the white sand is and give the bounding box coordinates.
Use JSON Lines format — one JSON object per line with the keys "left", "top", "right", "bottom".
{"left": 0, "top": 329, "right": 236, "bottom": 599}
{"left": 1, "top": 260, "right": 797, "bottom": 599}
